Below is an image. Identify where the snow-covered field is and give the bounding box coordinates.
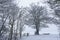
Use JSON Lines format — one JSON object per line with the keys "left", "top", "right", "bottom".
{"left": 20, "top": 34, "right": 60, "bottom": 40}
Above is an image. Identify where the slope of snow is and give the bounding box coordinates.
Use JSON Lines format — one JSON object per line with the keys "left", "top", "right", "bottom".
{"left": 20, "top": 34, "right": 60, "bottom": 40}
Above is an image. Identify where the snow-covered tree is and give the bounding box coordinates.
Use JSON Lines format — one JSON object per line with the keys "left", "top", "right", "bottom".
{"left": 0, "top": 0, "right": 13, "bottom": 40}
{"left": 24, "top": 3, "right": 54, "bottom": 35}
{"left": 0, "top": 0, "right": 19, "bottom": 40}
{"left": 18, "top": 7, "right": 27, "bottom": 38}
{"left": 8, "top": 4, "right": 19, "bottom": 40}
{"left": 47, "top": 0, "right": 60, "bottom": 37}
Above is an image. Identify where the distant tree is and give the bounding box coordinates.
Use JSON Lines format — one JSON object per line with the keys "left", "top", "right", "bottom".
{"left": 18, "top": 8, "right": 26, "bottom": 38}
{"left": 47, "top": 0, "right": 60, "bottom": 38}
{"left": 24, "top": 3, "right": 54, "bottom": 35}
{"left": 8, "top": 4, "right": 19, "bottom": 40}
{"left": 54, "top": 3, "right": 60, "bottom": 38}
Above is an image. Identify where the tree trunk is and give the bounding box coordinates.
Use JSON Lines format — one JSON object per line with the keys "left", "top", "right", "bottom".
{"left": 20, "top": 32, "right": 22, "bottom": 38}
{"left": 35, "top": 24, "right": 39, "bottom": 35}
{"left": 20, "top": 28, "right": 22, "bottom": 38}
{"left": 8, "top": 19, "right": 14, "bottom": 40}
{"left": 34, "top": 15, "right": 40, "bottom": 35}
{"left": 8, "top": 24, "right": 13, "bottom": 40}
{"left": 35, "top": 28, "right": 39, "bottom": 35}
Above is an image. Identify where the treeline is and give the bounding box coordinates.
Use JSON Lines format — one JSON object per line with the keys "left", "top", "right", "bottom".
{"left": 0, "top": 0, "right": 60, "bottom": 40}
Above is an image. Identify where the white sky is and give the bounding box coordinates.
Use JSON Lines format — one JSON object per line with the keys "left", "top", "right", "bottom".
{"left": 15, "top": 0, "right": 48, "bottom": 7}
{"left": 15, "top": 0, "right": 59, "bottom": 35}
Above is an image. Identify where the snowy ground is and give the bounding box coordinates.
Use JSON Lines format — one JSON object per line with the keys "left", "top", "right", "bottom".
{"left": 20, "top": 34, "right": 60, "bottom": 40}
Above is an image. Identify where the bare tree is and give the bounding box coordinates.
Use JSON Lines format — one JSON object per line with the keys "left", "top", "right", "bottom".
{"left": 0, "top": 0, "right": 13, "bottom": 40}
{"left": 47, "top": 0, "right": 60, "bottom": 38}
{"left": 18, "top": 8, "right": 26, "bottom": 38}
{"left": 8, "top": 5, "right": 19, "bottom": 40}
{"left": 23, "top": 3, "right": 51, "bottom": 35}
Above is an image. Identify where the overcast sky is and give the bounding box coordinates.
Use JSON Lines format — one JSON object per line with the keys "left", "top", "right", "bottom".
{"left": 15, "top": 0, "right": 59, "bottom": 35}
